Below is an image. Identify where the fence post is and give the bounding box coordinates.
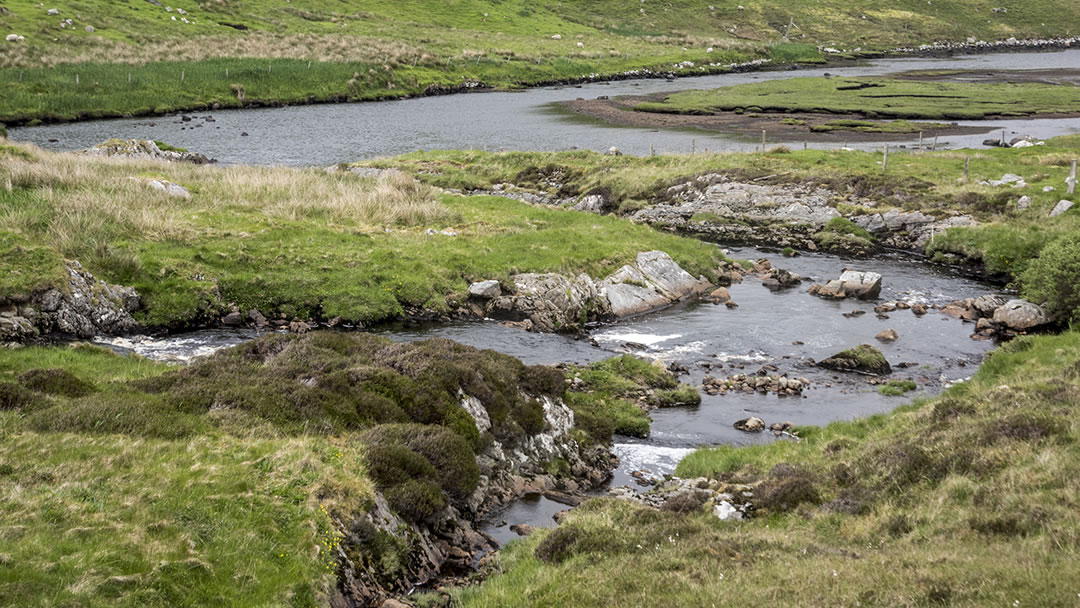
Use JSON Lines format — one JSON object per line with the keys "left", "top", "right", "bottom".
{"left": 882, "top": 143, "right": 889, "bottom": 173}
{"left": 1068, "top": 159, "right": 1078, "bottom": 195}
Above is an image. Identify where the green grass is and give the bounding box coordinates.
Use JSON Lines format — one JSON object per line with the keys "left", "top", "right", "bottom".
{"left": 0, "top": 334, "right": 683, "bottom": 606}
{"left": 3, "top": 0, "right": 1080, "bottom": 123}
{"left": 809, "top": 118, "right": 953, "bottom": 133}
{"left": 878, "top": 379, "right": 918, "bottom": 396}
{"left": 636, "top": 75, "right": 1080, "bottom": 120}
{"left": 445, "top": 330, "right": 1080, "bottom": 607}
{"left": 0, "top": 143, "right": 725, "bottom": 329}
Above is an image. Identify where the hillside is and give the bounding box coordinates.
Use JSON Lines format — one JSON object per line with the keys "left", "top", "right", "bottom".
{"left": 2, "top": 0, "right": 1080, "bottom": 123}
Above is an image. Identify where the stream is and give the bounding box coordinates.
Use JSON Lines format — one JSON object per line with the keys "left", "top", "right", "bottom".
{"left": 11, "top": 49, "right": 1080, "bottom": 165}
{"left": 94, "top": 246, "right": 998, "bottom": 544}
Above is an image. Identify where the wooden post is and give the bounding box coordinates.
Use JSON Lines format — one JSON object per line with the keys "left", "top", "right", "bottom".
{"left": 128, "top": 72, "right": 131, "bottom": 84}
{"left": 932, "top": 135, "right": 938, "bottom": 152}
{"left": 964, "top": 156, "right": 970, "bottom": 182}
{"left": 650, "top": 143, "right": 655, "bottom": 156}
{"left": 761, "top": 130, "right": 766, "bottom": 152}
{"left": 918, "top": 131, "right": 923, "bottom": 151}
{"left": 804, "top": 142, "right": 807, "bottom": 150}
{"left": 181, "top": 70, "right": 185, "bottom": 84}
{"left": 1000, "top": 130, "right": 1006, "bottom": 147}
{"left": 1069, "top": 159, "right": 1078, "bottom": 195}
{"left": 226, "top": 68, "right": 229, "bottom": 78}
{"left": 692, "top": 138, "right": 696, "bottom": 154}
{"left": 882, "top": 143, "right": 889, "bottom": 173}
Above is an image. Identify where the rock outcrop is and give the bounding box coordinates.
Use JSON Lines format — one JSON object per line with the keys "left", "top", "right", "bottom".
{"left": 0, "top": 261, "right": 139, "bottom": 343}
{"left": 481, "top": 251, "right": 711, "bottom": 332}
{"left": 81, "top": 139, "right": 212, "bottom": 164}
{"left": 992, "top": 299, "right": 1052, "bottom": 331}
{"left": 809, "top": 270, "right": 882, "bottom": 300}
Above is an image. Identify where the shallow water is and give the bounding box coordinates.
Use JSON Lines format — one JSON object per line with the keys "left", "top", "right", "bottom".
{"left": 12, "top": 50, "right": 1080, "bottom": 165}
{"left": 98, "top": 246, "right": 997, "bottom": 519}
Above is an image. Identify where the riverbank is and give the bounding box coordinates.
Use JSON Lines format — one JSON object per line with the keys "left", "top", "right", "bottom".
{"left": 444, "top": 328, "right": 1080, "bottom": 607}
{"left": 0, "top": 140, "right": 730, "bottom": 340}
{"left": 2, "top": 0, "right": 1079, "bottom": 126}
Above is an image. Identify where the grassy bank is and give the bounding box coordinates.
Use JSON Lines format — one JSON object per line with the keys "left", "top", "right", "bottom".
{"left": 443, "top": 329, "right": 1080, "bottom": 607}
{"left": 636, "top": 74, "right": 1080, "bottom": 120}
{"left": 366, "top": 138, "right": 1079, "bottom": 291}
{"left": 0, "top": 142, "right": 725, "bottom": 329}
{"left": 0, "top": 334, "right": 696, "bottom": 606}
{"left": 3, "top": 0, "right": 1080, "bottom": 124}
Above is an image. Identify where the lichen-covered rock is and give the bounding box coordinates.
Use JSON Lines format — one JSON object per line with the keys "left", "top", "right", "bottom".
{"left": 81, "top": 139, "right": 212, "bottom": 164}
{"left": 817, "top": 344, "right": 892, "bottom": 375}
{"left": 992, "top": 299, "right": 1052, "bottom": 331}
{"left": 467, "top": 280, "right": 501, "bottom": 299}
{"left": 734, "top": 416, "right": 766, "bottom": 432}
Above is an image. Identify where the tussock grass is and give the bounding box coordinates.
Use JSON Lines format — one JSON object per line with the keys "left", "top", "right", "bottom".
{"left": 448, "top": 331, "right": 1080, "bottom": 607}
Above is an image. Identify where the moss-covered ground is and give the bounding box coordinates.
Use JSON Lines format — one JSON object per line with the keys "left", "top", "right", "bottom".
{"left": 635, "top": 74, "right": 1080, "bottom": 120}
{"left": 2, "top": 0, "right": 1080, "bottom": 124}
{"left": 441, "top": 330, "right": 1080, "bottom": 607}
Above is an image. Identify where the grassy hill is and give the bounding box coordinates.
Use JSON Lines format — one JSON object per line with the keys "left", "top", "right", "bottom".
{"left": 2, "top": 0, "right": 1079, "bottom": 123}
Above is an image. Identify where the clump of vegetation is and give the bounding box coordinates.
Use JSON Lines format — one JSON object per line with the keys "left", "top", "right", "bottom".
{"left": 817, "top": 344, "right": 892, "bottom": 375}
{"left": 18, "top": 368, "right": 96, "bottom": 398}
{"left": 1021, "top": 233, "right": 1080, "bottom": 324}
{"left": 812, "top": 217, "right": 875, "bottom": 254}
{"left": 878, "top": 379, "right": 917, "bottom": 396}
{"left": 153, "top": 140, "right": 189, "bottom": 153}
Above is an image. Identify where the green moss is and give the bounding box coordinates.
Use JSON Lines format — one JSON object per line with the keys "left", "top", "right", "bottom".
{"left": 153, "top": 140, "right": 189, "bottom": 153}
{"left": 878, "top": 379, "right": 917, "bottom": 396}
{"left": 819, "top": 344, "right": 892, "bottom": 375}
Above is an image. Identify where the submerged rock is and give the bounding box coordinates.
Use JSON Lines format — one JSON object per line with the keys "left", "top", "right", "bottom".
{"left": 875, "top": 329, "right": 899, "bottom": 343}
{"left": 734, "top": 416, "right": 766, "bottom": 432}
{"left": 817, "top": 344, "right": 892, "bottom": 375}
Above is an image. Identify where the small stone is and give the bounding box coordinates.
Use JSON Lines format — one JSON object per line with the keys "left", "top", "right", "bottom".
{"left": 85, "top": 25, "right": 95, "bottom": 32}
{"left": 734, "top": 416, "right": 765, "bottom": 432}
{"left": 875, "top": 329, "right": 899, "bottom": 343}
{"left": 1017, "top": 196, "right": 1031, "bottom": 210}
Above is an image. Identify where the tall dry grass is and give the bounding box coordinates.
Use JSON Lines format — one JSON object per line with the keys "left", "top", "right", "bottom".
{"left": 0, "top": 142, "right": 453, "bottom": 259}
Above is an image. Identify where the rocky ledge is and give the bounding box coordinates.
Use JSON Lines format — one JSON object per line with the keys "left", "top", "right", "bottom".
{"left": 81, "top": 139, "right": 213, "bottom": 164}
{"left": 0, "top": 261, "right": 139, "bottom": 344}
{"left": 464, "top": 251, "right": 712, "bottom": 332}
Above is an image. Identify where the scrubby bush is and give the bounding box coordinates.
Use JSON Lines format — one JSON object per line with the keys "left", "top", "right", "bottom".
{"left": 0, "top": 382, "right": 38, "bottom": 410}
{"left": 1021, "top": 233, "right": 1080, "bottom": 323}
{"left": 18, "top": 368, "right": 96, "bottom": 397}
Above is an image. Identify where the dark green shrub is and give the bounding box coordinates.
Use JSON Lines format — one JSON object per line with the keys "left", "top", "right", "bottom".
{"left": 18, "top": 368, "right": 96, "bottom": 398}
{"left": 1021, "top": 233, "right": 1080, "bottom": 323}
{"left": 385, "top": 479, "right": 446, "bottom": 521}
{"left": 534, "top": 525, "right": 583, "bottom": 564}
{"left": 0, "top": 382, "right": 38, "bottom": 410}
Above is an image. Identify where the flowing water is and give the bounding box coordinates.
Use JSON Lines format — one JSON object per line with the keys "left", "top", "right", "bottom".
{"left": 96, "top": 246, "right": 998, "bottom": 542}
{"left": 12, "top": 50, "right": 1080, "bottom": 165}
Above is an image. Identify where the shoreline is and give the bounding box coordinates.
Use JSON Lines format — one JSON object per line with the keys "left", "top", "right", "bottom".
{"left": 3, "top": 36, "right": 1077, "bottom": 129}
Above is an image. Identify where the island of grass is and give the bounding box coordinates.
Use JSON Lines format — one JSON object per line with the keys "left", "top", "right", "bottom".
{"left": 635, "top": 71, "right": 1080, "bottom": 120}
{"left": 560, "top": 69, "right": 1080, "bottom": 141}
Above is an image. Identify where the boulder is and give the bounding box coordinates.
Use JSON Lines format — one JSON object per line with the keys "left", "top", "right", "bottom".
{"left": 734, "top": 417, "right": 766, "bottom": 432}
{"left": 809, "top": 270, "right": 882, "bottom": 300}
{"left": 817, "top": 344, "right": 891, "bottom": 375}
{"left": 599, "top": 251, "right": 711, "bottom": 318}
{"left": 992, "top": 299, "right": 1051, "bottom": 331}
{"left": 1049, "top": 200, "right": 1074, "bottom": 217}
{"left": 221, "top": 311, "right": 244, "bottom": 326}
{"left": 82, "top": 139, "right": 212, "bottom": 164}
{"left": 491, "top": 272, "right": 599, "bottom": 333}
{"left": 467, "top": 280, "right": 501, "bottom": 299}
{"left": 708, "top": 287, "right": 731, "bottom": 304}
{"left": 972, "top": 294, "right": 1008, "bottom": 317}
{"left": 911, "top": 303, "right": 928, "bottom": 316}
{"left": 1017, "top": 196, "right": 1032, "bottom": 210}
{"left": 760, "top": 268, "right": 802, "bottom": 290}
{"left": 875, "top": 329, "right": 899, "bottom": 343}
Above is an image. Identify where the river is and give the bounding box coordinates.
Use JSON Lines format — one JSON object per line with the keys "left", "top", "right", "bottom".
{"left": 11, "top": 49, "right": 1080, "bottom": 166}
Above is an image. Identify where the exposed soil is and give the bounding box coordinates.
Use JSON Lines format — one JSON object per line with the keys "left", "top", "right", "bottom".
{"left": 561, "top": 68, "right": 1080, "bottom": 143}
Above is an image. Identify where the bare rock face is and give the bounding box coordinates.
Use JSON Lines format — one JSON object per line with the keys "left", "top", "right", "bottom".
{"left": 809, "top": 270, "right": 882, "bottom": 300}
{"left": 486, "top": 251, "right": 710, "bottom": 332}
{"left": 992, "top": 299, "right": 1051, "bottom": 331}
{"left": 0, "top": 261, "right": 139, "bottom": 343}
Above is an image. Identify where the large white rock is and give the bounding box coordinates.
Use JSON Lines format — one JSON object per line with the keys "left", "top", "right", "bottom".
{"left": 1049, "top": 200, "right": 1074, "bottom": 217}
{"left": 467, "top": 280, "right": 501, "bottom": 299}
{"left": 992, "top": 299, "right": 1051, "bottom": 330}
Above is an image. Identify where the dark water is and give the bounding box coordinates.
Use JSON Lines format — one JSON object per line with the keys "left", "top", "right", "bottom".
{"left": 12, "top": 50, "right": 1080, "bottom": 165}
{"left": 479, "top": 493, "right": 573, "bottom": 547}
